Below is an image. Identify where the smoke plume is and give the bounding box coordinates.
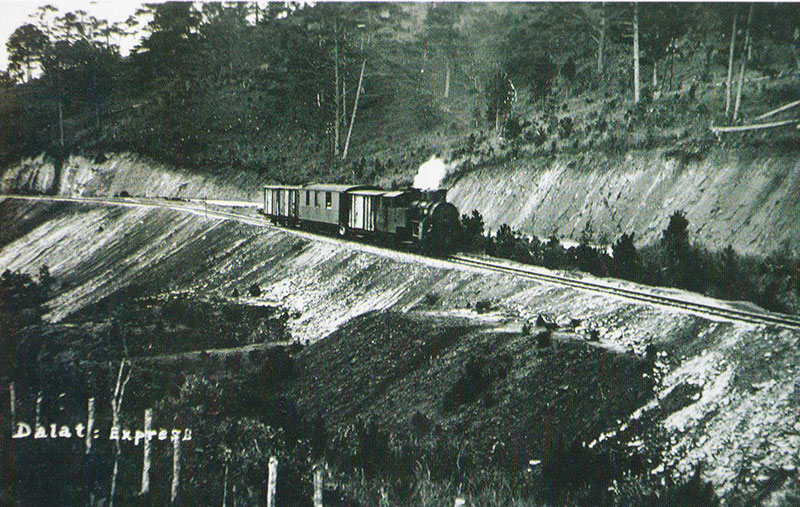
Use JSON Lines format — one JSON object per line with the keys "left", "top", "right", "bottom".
{"left": 412, "top": 156, "right": 453, "bottom": 190}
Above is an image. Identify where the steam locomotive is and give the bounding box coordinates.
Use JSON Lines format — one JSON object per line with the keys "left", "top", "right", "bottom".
{"left": 262, "top": 183, "right": 461, "bottom": 255}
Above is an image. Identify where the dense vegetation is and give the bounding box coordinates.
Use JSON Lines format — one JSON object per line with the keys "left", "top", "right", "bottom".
{"left": 463, "top": 209, "right": 800, "bottom": 315}
{"left": 2, "top": 2, "right": 799, "bottom": 183}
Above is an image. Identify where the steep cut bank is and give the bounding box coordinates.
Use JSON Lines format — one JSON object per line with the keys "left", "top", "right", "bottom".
{"left": 448, "top": 148, "right": 800, "bottom": 255}
{"left": 0, "top": 152, "right": 262, "bottom": 202}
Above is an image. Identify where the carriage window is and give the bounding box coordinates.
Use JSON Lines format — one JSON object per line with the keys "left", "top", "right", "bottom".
{"left": 326, "top": 192, "right": 332, "bottom": 209}
{"left": 306, "top": 191, "right": 310, "bottom": 206}
{"left": 314, "top": 192, "right": 319, "bottom": 207}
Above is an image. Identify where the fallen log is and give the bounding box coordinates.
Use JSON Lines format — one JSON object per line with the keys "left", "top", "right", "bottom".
{"left": 710, "top": 119, "right": 799, "bottom": 133}
{"left": 754, "top": 99, "right": 800, "bottom": 121}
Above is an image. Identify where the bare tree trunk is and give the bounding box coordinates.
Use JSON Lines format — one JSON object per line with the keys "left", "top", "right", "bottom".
{"left": 267, "top": 456, "right": 278, "bottom": 507}
{"left": 444, "top": 59, "right": 450, "bottom": 98}
{"left": 633, "top": 3, "right": 640, "bottom": 103}
{"left": 733, "top": 5, "right": 753, "bottom": 121}
{"left": 668, "top": 42, "right": 675, "bottom": 90}
{"left": 222, "top": 458, "right": 229, "bottom": 507}
{"left": 333, "top": 22, "right": 340, "bottom": 156}
{"left": 597, "top": 3, "right": 606, "bottom": 76}
{"left": 342, "top": 79, "right": 347, "bottom": 131}
{"left": 58, "top": 99, "right": 65, "bottom": 148}
{"left": 313, "top": 464, "right": 323, "bottom": 507}
{"left": 652, "top": 62, "right": 657, "bottom": 90}
{"left": 9, "top": 382, "right": 15, "bottom": 428}
{"left": 725, "top": 11, "right": 738, "bottom": 116}
{"left": 342, "top": 59, "right": 365, "bottom": 160}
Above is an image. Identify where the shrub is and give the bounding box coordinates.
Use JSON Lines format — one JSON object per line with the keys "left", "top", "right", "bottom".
{"left": 612, "top": 232, "right": 640, "bottom": 281}
{"left": 495, "top": 223, "right": 517, "bottom": 260}
{"left": 542, "top": 233, "right": 566, "bottom": 270}
{"left": 461, "top": 209, "right": 485, "bottom": 252}
{"left": 475, "top": 299, "right": 493, "bottom": 313}
{"left": 442, "top": 352, "right": 510, "bottom": 411}
{"left": 534, "top": 328, "right": 552, "bottom": 348}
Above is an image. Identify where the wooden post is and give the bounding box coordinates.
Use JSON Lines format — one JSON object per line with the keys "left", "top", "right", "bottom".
{"left": 171, "top": 432, "right": 181, "bottom": 503}
{"left": 9, "top": 382, "right": 15, "bottom": 428}
{"left": 35, "top": 391, "right": 42, "bottom": 428}
{"left": 313, "top": 464, "right": 323, "bottom": 507}
{"left": 267, "top": 456, "right": 278, "bottom": 507}
{"left": 222, "top": 460, "right": 229, "bottom": 507}
{"left": 86, "top": 397, "right": 95, "bottom": 454}
{"left": 140, "top": 408, "right": 152, "bottom": 495}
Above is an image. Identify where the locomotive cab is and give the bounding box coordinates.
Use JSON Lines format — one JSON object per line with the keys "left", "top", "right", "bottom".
{"left": 409, "top": 189, "right": 461, "bottom": 256}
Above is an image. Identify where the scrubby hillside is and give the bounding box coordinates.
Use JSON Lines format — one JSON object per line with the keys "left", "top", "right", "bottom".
{"left": 1, "top": 159, "right": 799, "bottom": 504}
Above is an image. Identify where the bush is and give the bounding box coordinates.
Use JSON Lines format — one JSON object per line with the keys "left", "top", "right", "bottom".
{"left": 541, "top": 433, "right": 626, "bottom": 505}
{"left": 475, "top": 299, "right": 493, "bottom": 313}
{"left": 461, "top": 209, "right": 485, "bottom": 252}
{"left": 612, "top": 232, "right": 640, "bottom": 281}
{"left": 542, "top": 233, "right": 566, "bottom": 269}
{"left": 442, "top": 353, "right": 510, "bottom": 411}
{"left": 534, "top": 328, "right": 552, "bottom": 348}
{"left": 495, "top": 223, "right": 517, "bottom": 260}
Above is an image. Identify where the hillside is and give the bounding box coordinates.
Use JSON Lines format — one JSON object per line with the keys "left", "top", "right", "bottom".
{"left": 2, "top": 159, "right": 800, "bottom": 504}
{"left": 448, "top": 147, "right": 800, "bottom": 255}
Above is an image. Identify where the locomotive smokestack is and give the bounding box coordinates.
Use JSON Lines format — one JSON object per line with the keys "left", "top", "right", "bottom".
{"left": 412, "top": 155, "right": 453, "bottom": 191}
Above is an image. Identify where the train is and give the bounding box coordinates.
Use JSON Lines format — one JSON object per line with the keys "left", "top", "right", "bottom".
{"left": 262, "top": 183, "right": 461, "bottom": 255}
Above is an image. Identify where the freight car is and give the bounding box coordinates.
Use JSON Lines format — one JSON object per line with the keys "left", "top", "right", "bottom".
{"left": 262, "top": 183, "right": 461, "bottom": 255}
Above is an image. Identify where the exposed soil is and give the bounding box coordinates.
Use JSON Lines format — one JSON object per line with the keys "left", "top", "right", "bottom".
{"left": 2, "top": 156, "right": 800, "bottom": 504}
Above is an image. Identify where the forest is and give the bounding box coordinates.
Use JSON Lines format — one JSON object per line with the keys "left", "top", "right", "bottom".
{"left": 2, "top": 2, "right": 799, "bottom": 181}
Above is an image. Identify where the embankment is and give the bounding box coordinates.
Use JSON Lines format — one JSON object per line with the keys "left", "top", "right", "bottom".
{"left": 449, "top": 148, "right": 800, "bottom": 255}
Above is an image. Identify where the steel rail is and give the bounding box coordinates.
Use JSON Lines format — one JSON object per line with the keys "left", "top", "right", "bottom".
{"left": 448, "top": 254, "right": 800, "bottom": 331}
{"left": 4, "top": 194, "right": 799, "bottom": 330}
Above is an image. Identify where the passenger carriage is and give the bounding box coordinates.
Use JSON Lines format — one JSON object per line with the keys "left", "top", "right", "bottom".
{"left": 262, "top": 185, "right": 301, "bottom": 225}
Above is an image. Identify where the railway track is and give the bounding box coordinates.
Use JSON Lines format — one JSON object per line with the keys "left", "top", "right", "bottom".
{"left": 4, "top": 193, "right": 800, "bottom": 331}
{"left": 448, "top": 254, "right": 800, "bottom": 331}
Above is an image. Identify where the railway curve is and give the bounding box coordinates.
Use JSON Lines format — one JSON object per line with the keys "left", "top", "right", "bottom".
{"left": 2, "top": 193, "right": 799, "bottom": 331}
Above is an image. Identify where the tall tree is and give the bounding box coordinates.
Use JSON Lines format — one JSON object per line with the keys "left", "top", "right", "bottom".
{"left": 733, "top": 4, "right": 753, "bottom": 121}
{"left": 725, "top": 11, "right": 738, "bottom": 117}
{"left": 424, "top": 3, "right": 464, "bottom": 99}
{"left": 6, "top": 24, "right": 50, "bottom": 82}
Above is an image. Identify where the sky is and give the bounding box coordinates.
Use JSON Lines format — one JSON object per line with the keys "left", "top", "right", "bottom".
{"left": 0, "top": 0, "right": 154, "bottom": 72}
